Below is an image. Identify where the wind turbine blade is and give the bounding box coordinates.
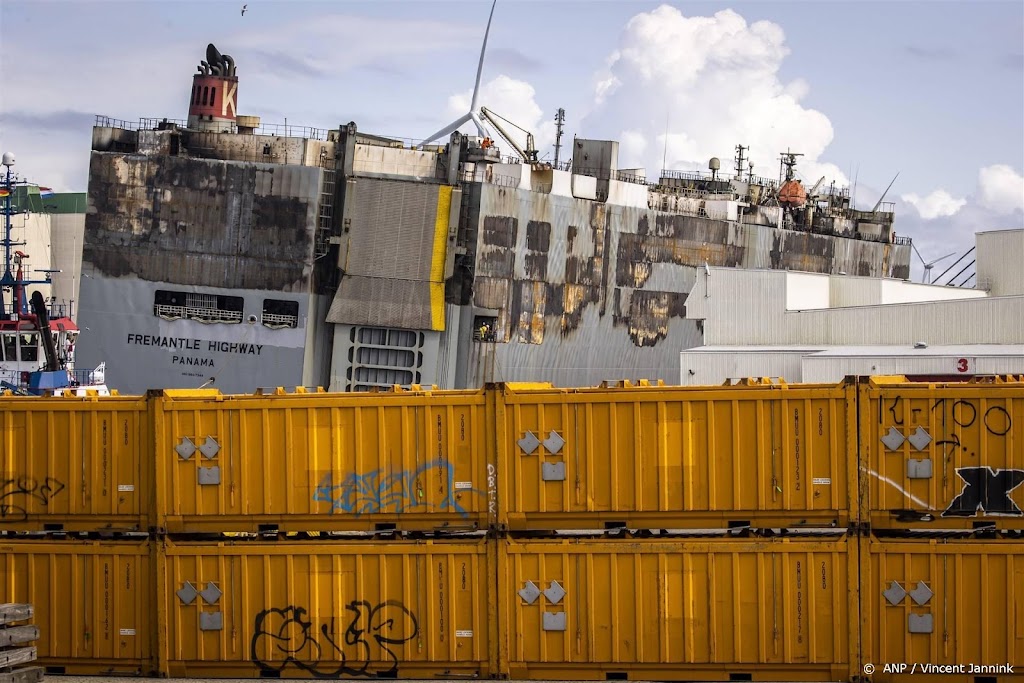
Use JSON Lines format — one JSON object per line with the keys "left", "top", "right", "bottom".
{"left": 419, "top": 112, "right": 473, "bottom": 148}
{"left": 470, "top": 0, "right": 497, "bottom": 113}
{"left": 470, "top": 111, "right": 489, "bottom": 138}
{"left": 926, "top": 253, "right": 957, "bottom": 267}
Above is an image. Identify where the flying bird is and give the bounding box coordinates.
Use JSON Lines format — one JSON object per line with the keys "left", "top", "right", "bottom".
{"left": 241, "top": 4, "right": 247, "bottom": 15}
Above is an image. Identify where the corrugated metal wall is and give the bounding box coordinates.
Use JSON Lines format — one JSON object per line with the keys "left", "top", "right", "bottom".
{"left": 327, "top": 179, "right": 450, "bottom": 330}
{"left": 688, "top": 268, "right": 1024, "bottom": 346}
{"left": 976, "top": 230, "right": 1024, "bottom": 296}
{"left": 496, "top": 382, "right": 855, "bottom": 529}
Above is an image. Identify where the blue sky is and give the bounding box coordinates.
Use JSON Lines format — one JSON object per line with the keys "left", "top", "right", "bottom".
{"left": 2, "top": 0, "right": 1021, "bottom": 279}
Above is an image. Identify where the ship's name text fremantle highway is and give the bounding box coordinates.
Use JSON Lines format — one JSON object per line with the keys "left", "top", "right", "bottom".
{"left": 126, "top": 334, "right": 264, "bottom": 355}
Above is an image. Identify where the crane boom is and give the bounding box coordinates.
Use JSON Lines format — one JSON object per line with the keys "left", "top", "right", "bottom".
{"left": 809, "top": 176, "right": 826, "bottom": 197}
{"left": 479, "top": 107, "right": 538, "bottom": 163}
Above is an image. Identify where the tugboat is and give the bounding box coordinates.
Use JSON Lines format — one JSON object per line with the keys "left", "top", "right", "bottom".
{"left": 0, "top": 151, "right": 107, "bottom": 395}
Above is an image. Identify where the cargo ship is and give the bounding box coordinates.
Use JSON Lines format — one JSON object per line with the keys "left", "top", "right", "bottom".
{"left": 74, "top": 20, "right": 912, "bottom": 395}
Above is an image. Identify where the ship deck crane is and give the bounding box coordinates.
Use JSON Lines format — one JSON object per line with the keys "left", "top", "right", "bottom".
{"left": 479, "top": 107, "right": 547, "bottom": 167}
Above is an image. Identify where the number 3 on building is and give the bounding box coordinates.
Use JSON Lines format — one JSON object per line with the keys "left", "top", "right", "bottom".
{"left": 957, "top": 358, "right": 969, "bottom": 373}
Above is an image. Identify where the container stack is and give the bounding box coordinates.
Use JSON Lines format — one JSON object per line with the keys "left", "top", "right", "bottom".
{"left": 0, "top": 378, "right": 1020, "bottom": 682}
{"left": 0, "top": 604, "right": 41, "bottom": 683}
{"left": 856, "top": 378, "right": 1024, "bottom": 680}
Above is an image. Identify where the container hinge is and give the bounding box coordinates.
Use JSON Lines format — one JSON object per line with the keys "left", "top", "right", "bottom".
{"left": 542, "top": 612, "right": 566, "bottom": 631}
{"left": 907, "top": 459, "right": 932, "bottom": 479}
{"left": 199, "top": 612, "right": 223, "bottom": 631}
{"left": 198, "top": 466, "right": 221, "bottom": 485}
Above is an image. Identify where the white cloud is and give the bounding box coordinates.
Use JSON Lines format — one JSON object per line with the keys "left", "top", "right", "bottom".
{"left": 977, "top": 164, "right": 1024, "bottom": 214}
{"left": 583, "top": 6, "right": 845, "bottom": 186}
{"left": 618, "top": 130, "right": 649, "bottom": 170}
{"left": 446, "top": 75, "right": 556, "bottom": 158}
{"left": 900, "top": 189, "right": 967, "bottom": 220}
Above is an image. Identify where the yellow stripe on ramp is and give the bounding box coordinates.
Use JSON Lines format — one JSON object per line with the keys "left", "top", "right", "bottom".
{"left": 430, "top": 185, "right": 453, "bottom": 331}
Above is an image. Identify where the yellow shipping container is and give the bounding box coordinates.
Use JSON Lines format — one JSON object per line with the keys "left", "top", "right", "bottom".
{"left": 498, "top": 535, "right": 856, "bottom": 681}
{"left": 859, "top": 537, "right": 1024, "bottom": 682}
{"left": 0, "top": 539, "right": 154, "bottom": 674}
{"left": 859, "top": 380, "right": 1024, "bottom": 529}
{"left": 0, "top": 396, "right": 150, "bottom": 531}
{"left": 153, "top": 388, "right": 492, "bottom": 533}
{"left": 496, "top": 382, "right": 854, "bottom": 530}
{"left": 158, "top": 537, "right": 494, "bottom": 678}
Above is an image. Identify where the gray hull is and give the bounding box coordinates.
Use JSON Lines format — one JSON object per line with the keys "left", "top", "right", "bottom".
{"left": 75, "top": 274, "right": 321, "bottom": 394}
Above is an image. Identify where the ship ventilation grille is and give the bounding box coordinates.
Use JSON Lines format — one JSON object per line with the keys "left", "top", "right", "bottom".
{"left": 345, "top": 326, "right": 424, "bottom": 392}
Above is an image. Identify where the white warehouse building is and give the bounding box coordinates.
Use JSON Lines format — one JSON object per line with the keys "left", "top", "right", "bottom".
{"left": 681, "top": 229, "right": 1024, "bottom": 384}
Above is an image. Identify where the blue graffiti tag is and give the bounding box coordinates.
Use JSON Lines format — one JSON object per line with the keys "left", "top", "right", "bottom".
{"left": 313, "top": 460, "right": 481, "bottom": 517}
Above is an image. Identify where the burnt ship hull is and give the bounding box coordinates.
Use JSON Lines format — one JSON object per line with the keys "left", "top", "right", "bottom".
{"left": 79, "top": 115, "right": 910, "bottom": 394}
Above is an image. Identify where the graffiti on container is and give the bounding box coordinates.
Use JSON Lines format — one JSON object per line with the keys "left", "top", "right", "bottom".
{"left": 486, "top": 463, "right": 497, "bottom": 515}
{"left": 942, "top": 467, "right": 1024, "bottom": 517}
{"left": 313, "top": 460, "right": 481, "bottom": 517}
{"left": 0, "top": 476, "right": 66, "bottom": 523}
{"left": 930, "top": 398, "right": 1012, "bottom": 436}
{"left": 250, "top": 601, "right": 418, "bottom": 677}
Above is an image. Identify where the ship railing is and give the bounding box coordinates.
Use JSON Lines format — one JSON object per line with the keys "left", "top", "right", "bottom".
{"left": 139, "top": 117, "right": 189, "bottom": 130}
{"left": 659, "top": 168, "right": 780, "bottom": 189}
{"left": 893, "top": 235, "right": 913, "bottom": 246}
{"left": 261, "top": 312, "right": 299, "bottom": 329}
{"left": 97, "top": 115, "right": 333, "bottom": 141}
{"left": 68, "top": 367, "right": 105, "bottom": 387}
{"left": 252, "top": 122, "right": 330, "bottom": 140}
{"left": 615, "top": 170, "right": 648, "bottom": 185}
{"left": 659, "top": 169, "right": 709, "bottom": 182}
{"left": 154, "top": 304, "right": 243, "bottom": 324}
{"left": 489, "top": 174, "right": 521, "bottom": 188}
{"left": 0, "top": 301, "right": 75, "bottom": 321}
{"left": 94, "top": 115, "right": 137, "bottom": 130}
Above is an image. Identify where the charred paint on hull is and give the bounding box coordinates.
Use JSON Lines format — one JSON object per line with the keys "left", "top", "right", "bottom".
{"left": 84, "top": 153, "right": 319, "bottom": 291}
{"left": 456, "top": 184, "right": 912, "bottom": 385}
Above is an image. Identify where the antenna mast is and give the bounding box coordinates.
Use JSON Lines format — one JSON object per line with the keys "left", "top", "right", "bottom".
{"left": 553, "top": 108, "right": 565, "bottom": 166}
{"left": 734, "top": 145, "right": 748, "bottom": 180}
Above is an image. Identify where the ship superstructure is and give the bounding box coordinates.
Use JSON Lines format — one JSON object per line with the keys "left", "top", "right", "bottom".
{"left": 76, "top": 39, "right": 912, "bottom": 394}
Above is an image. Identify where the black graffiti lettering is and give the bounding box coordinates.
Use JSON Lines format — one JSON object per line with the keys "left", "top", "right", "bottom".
{"left": 942, "top": 467, "right": 1024, "bottom": 517}
{"left": 251, "top": 601, "right": 418, "bottom": 678}
{"left": 888, "top": 396, "right": 903, "bottom": 425}
{"left": 984, "top": 406, "right": 1012, "bottom": 436}
{"left": 0, "top": 477, "right": 66, "bottom": 523}
{"left": 937, "top": 436, "right": 958, "bottom": 462}
{"left": 952, "top": 400, "right": 977, "bottom": 428}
